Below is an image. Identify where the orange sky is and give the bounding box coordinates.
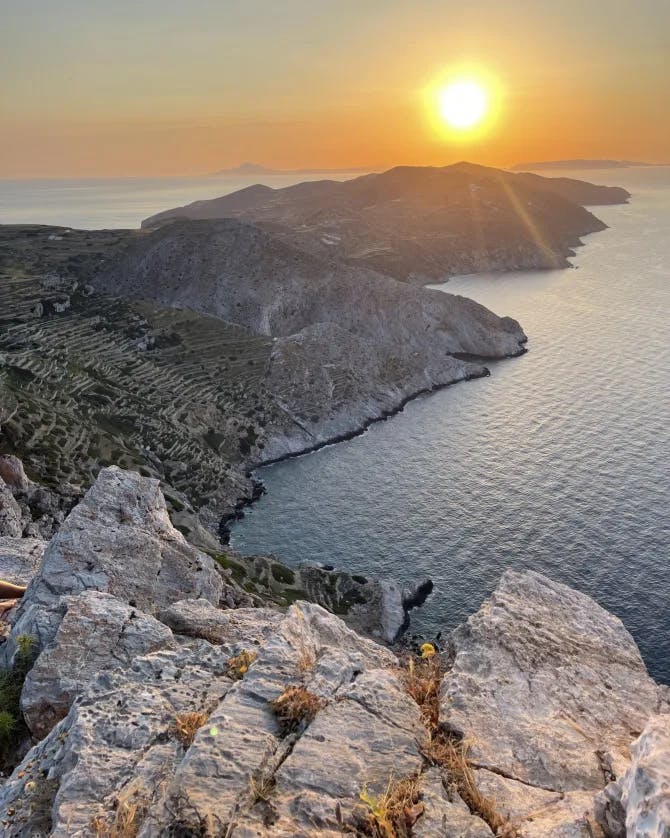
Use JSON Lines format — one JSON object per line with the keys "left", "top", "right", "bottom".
{"left": 1, "top": 0, "right": 668, "bottom": 177}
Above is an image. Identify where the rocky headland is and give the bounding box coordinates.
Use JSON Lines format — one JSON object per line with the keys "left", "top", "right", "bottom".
{"left": 0, "top": 465, "right": 667, "bottom": 836}
{"left": 0, "top": 164, "right": 629, "bottom": 538}
{"left": 0, "top": 216, "right": 525, "bottom": 538}
{"left": 142, "top": 162, "right": 629, "bottom": 282}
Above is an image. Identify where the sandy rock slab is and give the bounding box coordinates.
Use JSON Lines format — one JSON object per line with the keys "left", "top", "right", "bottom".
{"left": 0, "top": 536, "right": 45, "bottom": 587}
{"left": 440, "top": 570, "right": 667, "bottom": 835}
{"left": 2, "top": 466, "right": 227, "bottom": 669}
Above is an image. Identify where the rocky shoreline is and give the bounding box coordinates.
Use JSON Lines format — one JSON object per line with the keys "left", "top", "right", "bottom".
{"left": 218, "top": 361, "right": 509, "bottom": 542}
{"left": 0, "top": 217, "right": 526, "bottom": 543}
{"left": 0, "top": 464, "right": 667, "bottom": 836}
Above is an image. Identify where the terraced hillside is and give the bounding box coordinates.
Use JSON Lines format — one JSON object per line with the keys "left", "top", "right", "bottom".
{"left": 0, "top": 226, "right": 283, "bottom": 540}
{"left": 0, "top": 221, "right": 526, "bottom": 539}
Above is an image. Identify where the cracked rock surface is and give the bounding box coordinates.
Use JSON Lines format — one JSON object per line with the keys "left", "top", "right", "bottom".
{"left": 441, "top": 569, "right": 669, "bottom": 835}
{"left": 1, "top": 466, "right": 227, "bottom": 670}
{"left": 0, "top": 603, "right": 490, "bottom": 837}
{"left": 595, "top": 713, "right": 670, "bottom": 837}
{"left": 21, "top": 590, "right": 176, "bottom": 739}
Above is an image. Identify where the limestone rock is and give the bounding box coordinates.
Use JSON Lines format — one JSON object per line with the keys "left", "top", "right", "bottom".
{"left": 414, "top": 768, "right": 493, "bottom": 837}
{"left": 2, "top": 466, "right": 224, "bottom": 667}
{"left": 474, "top": 768, "right": 599, "bottom": 837}
{"left": 0, "top": 603, "right": 437, "bottom": 837}
{"left": 595, "top": 781, "right": 627, "bottom": 838}
{"left": 21, "top": 590, "right": 175, "bottom": 739}
{"left": 0, "top": 643, "right": 234, "bottom": 837}
{"left": 0, "top": 563, "right": 665, "bottom": 837}
{"left": 0, "top": 456, "right": 80, "bottom": 539}
{"left": 442, "top": 570, "right": 664, "bottom": 793}
{"left": 160, "top": 602, "right": 415, "bottom": 835}
{"left": 596, "top": 714, "right": 670, "bottom": 837}
{"left": 0, "top": 480, "right": 23, "bottom": 537}
{"left": 159, "top": 597, "right": 279, "bottom": 646}
{"left": 440, "top": 570, "right": 667, "bottom": 836}
{"left": 0, "top": 454, "right": 32, "bottom": 494}
{"left": 0, "top": 536, "right": 45, "bottom": 586}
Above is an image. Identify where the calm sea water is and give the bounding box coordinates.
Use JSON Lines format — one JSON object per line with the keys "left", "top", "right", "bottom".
{"left": 0, "top": 172, "right": 363, "bottom": 229}
{"left": 231, "top": 167, "right": 670, "bottom": 683}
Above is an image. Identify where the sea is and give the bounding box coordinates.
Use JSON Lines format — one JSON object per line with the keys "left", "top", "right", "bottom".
{"left": 0, "top": 172, "right": 363, "bottom": 230}
{"left": 2, "top": 166, "right": 668, "bottom": 683}
{"left": 232, "top": 166, "right": 670, "bottom": 683}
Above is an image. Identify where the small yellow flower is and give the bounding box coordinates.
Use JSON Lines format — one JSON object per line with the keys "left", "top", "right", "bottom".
{"left": 420, "top": 643, "right": 436, "bottom": 659}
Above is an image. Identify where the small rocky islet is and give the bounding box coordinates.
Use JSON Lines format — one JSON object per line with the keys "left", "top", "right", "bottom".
{"left": 1, "top": 165, "right": 667, "bottom": 836}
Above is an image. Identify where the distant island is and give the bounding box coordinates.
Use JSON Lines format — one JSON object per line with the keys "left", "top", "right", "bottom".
{"left": 511, "top": 158, "right": 668, "bottom": 171}
{"left": 146, "top": 161, "right": 629, "bottom": 282}
{"left": 212, "top": 161, "right": 373, "bottom": 176}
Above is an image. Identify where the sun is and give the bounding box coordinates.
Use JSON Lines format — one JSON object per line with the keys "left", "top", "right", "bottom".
{"left": 424, "top": 68, "right": 501, "bottom": 142}
{"left": 438, "top": 80, "right": 488, "bottom": 130}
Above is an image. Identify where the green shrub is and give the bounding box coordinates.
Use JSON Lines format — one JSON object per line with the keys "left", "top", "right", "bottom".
{"left": 0, "top": 633, "right": 38, "bottom": 762}
{"left": 0, "top": 710, "right": 16, "bottom": 741}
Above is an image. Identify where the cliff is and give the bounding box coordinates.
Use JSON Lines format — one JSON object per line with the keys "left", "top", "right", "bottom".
{"left": 92, "top": 216, "right": 527, "bottom": 472}
{"left": 0, "top": 467, "right": 667, "bottom": 836}
{"left": 0, "top": 222, "right": 525, "bottom": 535}
{"left": 141, "top": 162, "right": 629, "bottom": 282}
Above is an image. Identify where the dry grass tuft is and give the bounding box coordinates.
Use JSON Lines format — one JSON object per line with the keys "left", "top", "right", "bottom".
{"left": 421, "top": 734, "right": 517, "bottom": 836}
{"left": 249, "top": 771, "right": 276, "bottom": 804}
{"left": 226, "top": 650, "right": 258, "bottom": 680}
{"left": 269, "top": 685, "right": 326, "bottom": 735}
{"left": 401, "top": 651, "right": 518, "bottom": 837}
{"left": 400, "top": 655, "right": 443, "bottom": 730}
{"left": 350, "top": 773, "right": 423, "bottom": 838}
{"left": 296, "top": 644, "right": 316, "bottom": 673}
{"left": 91, "top": 780, "right": 150, "bottom": 838}
{"left": 170, "top": 710, "right": 209, "bottom": 747}
{"left": 293, "top": 606, "right": 317, "bottom": 673}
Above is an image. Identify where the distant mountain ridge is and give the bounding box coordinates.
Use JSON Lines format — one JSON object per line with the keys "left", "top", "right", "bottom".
{"left": 511, "top": 159, "right": 667, "bottom": 171}
{"left": 143, "top": 162, "right": 629, "bottom": 282}
{"left": 212, "top": 161, "right": 372, "bottom": 176}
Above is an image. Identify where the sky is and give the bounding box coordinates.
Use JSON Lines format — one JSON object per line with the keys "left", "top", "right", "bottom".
{"left": 1, "top": 0, "right": 669, "bottom": 177}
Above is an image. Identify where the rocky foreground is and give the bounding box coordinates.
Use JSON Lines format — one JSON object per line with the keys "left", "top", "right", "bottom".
{"left": 0, "top": 464, "right": 667, "bottom": 837}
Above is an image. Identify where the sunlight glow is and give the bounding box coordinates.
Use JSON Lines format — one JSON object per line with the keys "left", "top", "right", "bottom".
{"left": 424, "top": 68, "right": 502, "bottom": 144}
{"left": 438, "top": 80, "right": 488, "bottom": 129}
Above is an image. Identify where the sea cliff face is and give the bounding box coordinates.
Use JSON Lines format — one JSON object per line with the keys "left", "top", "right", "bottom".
{"left": 0, "top": 467, "right": 667, "bottom": 837}
{"left": 0, "top": 221, "right": 525, "bottom": 537}
{"left": 93, "top": 217, "right": 527, "bottom": 470}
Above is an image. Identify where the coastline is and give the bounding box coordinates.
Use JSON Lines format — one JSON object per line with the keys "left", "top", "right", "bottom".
{"left": 221, "top": 343, "right": 528, "bottom": 543}
{"left": 219, "top": 217, "right": 614, "bottom": 617}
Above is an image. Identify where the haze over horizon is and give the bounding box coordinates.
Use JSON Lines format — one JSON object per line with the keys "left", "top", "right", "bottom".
{"left": 1, "top": 0, "right": 669, "bottom": 178}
